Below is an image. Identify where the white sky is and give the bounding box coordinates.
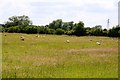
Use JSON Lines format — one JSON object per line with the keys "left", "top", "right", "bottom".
{"left": 0, "top": 0, "right": 119, "bottom": 28}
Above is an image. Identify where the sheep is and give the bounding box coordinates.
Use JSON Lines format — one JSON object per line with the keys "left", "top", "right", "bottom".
{"left": 20, "top": 36, "right": 25, "bottom": 41}
{"left": 96, "top": 41, "right": 101, "bottom": 45}
{"left": 66, "top": 40, "right": 70, "bottom": 43}
{"left": 35, "top": 35, "right": 39, "bottom": 37}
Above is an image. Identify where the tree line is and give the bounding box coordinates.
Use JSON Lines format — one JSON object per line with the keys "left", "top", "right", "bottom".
{"left": 0, "top": 15, "right": 120, "bottom": 37}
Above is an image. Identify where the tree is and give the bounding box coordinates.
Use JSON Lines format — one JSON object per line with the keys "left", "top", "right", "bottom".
{"left": 5, "top": 15, "right": 32, "bottom": 28}
{"left": 89, "top": 25, "right": 103, "bottom": 36}
{"left": 7, "top": 26, "right": 20, "bottom": 33}
{"left": 24, "top": 25, "right": 37, "bottom": 34}
{"left": 39, "top": 26, "right": 46, "bottom": 34}
{"left": 45, "top": 28, "right": 55, "bottom": 34}
{"left": 85, "top": 27, "right": 92, "bottom": 35}
{"left": 55, "top": 28, "right": 64, "bottom": 35}
{"left": 108, "top": 25, "right": 120, "bottom": 37}
{"left": 94, "top": 25, "right": 102, "bottom": 29}
{"left": 62, "top": 22, "right": 69, "bottom": 31}
{"left": 62, "top": 21, "right": 74, "bottom": 31}
{"left": 92, "top": 28, "right": 103, "bottom": 36}
{"left": 66, "top": 30, "right": 74, "bottom": 35}
{"left": 49, "top": 19, "right": 62, "bottom": 30}
{"left": 68, "top": 21, "right": 74, "bottom": 30}
{"left": 0, "top": 26, "right": 4, "bottom": 32}
{"left": 73, "top": 21, "right": 85, "bottom": 36}
{"left": 102, "top": 29, "right": 108, "bottom": 36}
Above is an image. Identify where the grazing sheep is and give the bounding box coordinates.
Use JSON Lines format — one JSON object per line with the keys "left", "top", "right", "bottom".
{"left": 20, "top": 36, "right": 25, "bottom": 41}
{"left": 96, "top": 41, "right": 101, "bottom": 45}
{"left": 66, "top": 40, "right": 70, "bottom": 43}
{"left": 35, "top": 35, "right": 39, "bottom": 37}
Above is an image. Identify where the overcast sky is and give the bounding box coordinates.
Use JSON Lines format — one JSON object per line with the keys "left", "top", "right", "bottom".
{"left": 0, "top": 0, "right": 119, "bottom": 28}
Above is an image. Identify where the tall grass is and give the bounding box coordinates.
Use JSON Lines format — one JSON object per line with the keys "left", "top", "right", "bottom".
{"left": 0, "top": 33, "right": 2, "bottom": 78}
{"left": 2, "top": 33, "right": 118, "bottom": 78}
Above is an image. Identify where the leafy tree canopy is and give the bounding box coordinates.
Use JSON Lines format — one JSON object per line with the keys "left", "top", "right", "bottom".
{"left": 5, "top": 15, "right": 32, "bottom": 28}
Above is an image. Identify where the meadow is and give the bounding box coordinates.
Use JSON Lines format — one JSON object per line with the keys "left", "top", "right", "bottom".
{"left": 2, "top": 33, "right": 118, "bottom": 78}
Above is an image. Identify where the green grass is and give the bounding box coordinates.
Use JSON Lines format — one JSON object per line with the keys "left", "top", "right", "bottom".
{"left": 0, "top": 33, "right": 2, "bottom": 78}
{"left": 2, "top": 33, "right": 118, "bottom": 78}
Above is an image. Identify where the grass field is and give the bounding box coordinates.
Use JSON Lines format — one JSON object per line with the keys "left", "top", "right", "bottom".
{"left": 2, "top": 33, "right": 118, "bottom": 78}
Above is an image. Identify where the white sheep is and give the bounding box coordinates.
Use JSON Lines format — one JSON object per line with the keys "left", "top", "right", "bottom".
{"left": 96, "top": 41, "right": 101, "bottom": 45}
{"left": 66, "top": 40, "right": 70, "bottom": 43}
{"left": 35, "top": 35, "right": 39, "bottom": 37}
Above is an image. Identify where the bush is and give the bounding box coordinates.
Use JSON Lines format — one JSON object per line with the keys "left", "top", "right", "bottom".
{"left": 66, "top": 30, "right": 74, "bottom": 35}
{"left": 55, "top": 28, "right": 64, "bottom": 35}
{"left": 89, "top": 27, "right": 103, "bottom": 36}
{"left": 45, "top": 28, "right": 55, "bottom": 34}
{"left": 108, "top": 26, "right": 120, "bottom": 37}
{"left": 102, "top": 31, "right": 108, "bottom": 36}
{"left": 24, "top": 26, "right": 37, "bottom": 34}
{"left": 0, "top": 26, "right": 4, "bottom": 32}
{"left": 7, "top": 26, "right": 20, "bottom": 33}
{"left": 73, "top": 21, "right": 86, "bottom": 36}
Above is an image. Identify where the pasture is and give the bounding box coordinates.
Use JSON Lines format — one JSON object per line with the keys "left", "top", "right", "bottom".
{"left": 2, "top": 33, "right": 118, "bottom": 78}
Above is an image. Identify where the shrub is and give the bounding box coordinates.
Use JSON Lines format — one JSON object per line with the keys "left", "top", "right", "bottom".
{"left": 24, "top": 26, "right": 37, "bottom": 34}
{"left": 55, "top": 28, "right": 64, "bottom": 35}
{"left": 0, "top": 26, "right": 4, "bottom": 32}
{"left": 108, "top": 26, "right": 120, "bottom": 37}
{"left": 46, "top": 28, "right": 55, "bottom": 34}
{"left": 7, "top": 26, "right": 20, "bottom": 33}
